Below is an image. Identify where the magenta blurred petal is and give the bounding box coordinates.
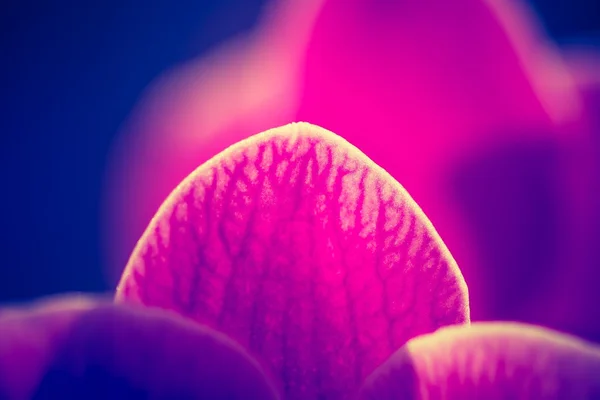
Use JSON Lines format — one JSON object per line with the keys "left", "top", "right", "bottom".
{"left": 359, "top": 322, "right": 600, "bottom": 399}
{"left": 116, "top": 123, "right": 469, "bottom": 399}
{"left": 297, "top": 0, "right": 587, "bottom": 327}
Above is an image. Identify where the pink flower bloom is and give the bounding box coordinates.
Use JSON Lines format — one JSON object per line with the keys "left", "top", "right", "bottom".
{"left": 2, "top": 124, "right": 600, "bottom": 399}
{"left": 103, "top": 0, "right": 600, "bottom": 342}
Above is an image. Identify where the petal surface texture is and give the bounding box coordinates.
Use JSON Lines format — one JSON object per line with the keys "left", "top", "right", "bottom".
{"left": 0, "top": 295, "right": 277, "bottom": 400}
{"left": 116, "top": 122, "right": 470, "bottom": 400}
{"left": 359, "top": 322, "right": 600, "bottom": 399}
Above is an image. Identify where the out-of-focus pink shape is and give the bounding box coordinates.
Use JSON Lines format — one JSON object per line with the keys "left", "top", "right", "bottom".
{"left": 103, "top": 0, "right": 598, "bottom": 339}
{"left": 116, "top": 123, "right": 470, "bottom": 400}
{"left": 296, "top": 0, "right": 587, "bottom": 327}
{"left": 358, "top": 322, "right": 600, "bottom": 399}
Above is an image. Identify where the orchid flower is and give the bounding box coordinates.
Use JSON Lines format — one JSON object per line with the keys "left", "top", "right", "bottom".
{"left": 3, "top": 123, "right": 600, "bottom": 399}
{"left": 103, "top": 0, "right": 600, "bottom": 342}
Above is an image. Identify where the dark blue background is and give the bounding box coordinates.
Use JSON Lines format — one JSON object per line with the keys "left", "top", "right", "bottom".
{"left": 0, "top": 0, "right": 597, "bottom": 303}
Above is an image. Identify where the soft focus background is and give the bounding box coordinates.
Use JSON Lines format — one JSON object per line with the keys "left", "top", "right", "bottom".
{"left": 0, "top": 0, "right": 264, "bottom": 300}
{"left": 1, "top": 0, "right": 599, "bottom": 337}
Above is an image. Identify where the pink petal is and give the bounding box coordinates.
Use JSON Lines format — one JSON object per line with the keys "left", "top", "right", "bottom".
{"left": 115, "top": 122, "right": 469, "bottom": 399}
{"left": 359, "top": 322, "right": 600, "bottom": 399}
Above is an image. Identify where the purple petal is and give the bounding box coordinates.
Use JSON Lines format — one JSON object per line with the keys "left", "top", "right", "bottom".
{"left": 0, "top": 294, "right": 277, "bottom": 400}
{"left": 359, "top": 322, "right": 600, "bottom": 399}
